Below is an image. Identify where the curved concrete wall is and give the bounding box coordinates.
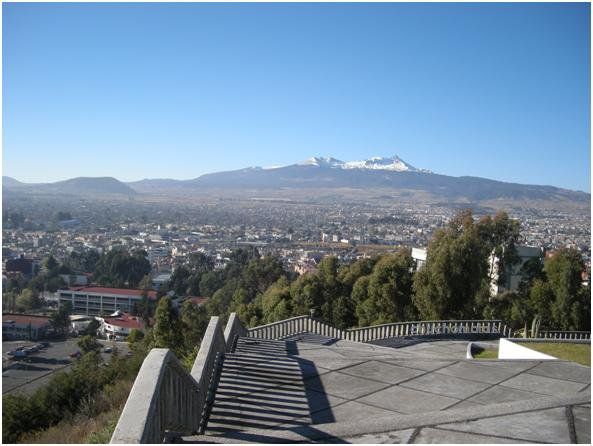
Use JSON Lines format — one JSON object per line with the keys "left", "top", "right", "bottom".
{"left": 498, "top": 338, "right": 556, "bottom": 360}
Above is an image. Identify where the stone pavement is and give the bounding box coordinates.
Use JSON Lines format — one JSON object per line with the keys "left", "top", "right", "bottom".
{"left": 183, "top": 334, "right": 591, "bottom": 443}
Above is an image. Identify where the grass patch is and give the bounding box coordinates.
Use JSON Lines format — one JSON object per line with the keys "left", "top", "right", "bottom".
{"left": 473, "top": 349, "right": 498, "bottom": 359}
{"left": 516, "top": 342, "right": 591, "bottom": 366}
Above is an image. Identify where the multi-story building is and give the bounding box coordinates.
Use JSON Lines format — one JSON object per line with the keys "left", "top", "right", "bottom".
{"left": 57, "top": 286, "right": 157, "bottom": 316}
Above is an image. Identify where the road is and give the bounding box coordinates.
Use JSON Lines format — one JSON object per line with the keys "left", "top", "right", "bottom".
{"left": 2, "top": 338, "right": 130, "bottom": 396}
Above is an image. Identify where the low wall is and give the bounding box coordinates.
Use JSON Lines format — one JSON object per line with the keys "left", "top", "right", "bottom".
{"left": 498, "top": 338, "right": 556, "bottom": 360}
{"left": 111, "top": 316, "right": 230, "bottom": 443}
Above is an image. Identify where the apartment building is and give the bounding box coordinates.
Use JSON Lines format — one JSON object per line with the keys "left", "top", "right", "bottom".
{"left": 58, "top": 286, "right": 157, "bottom": 316}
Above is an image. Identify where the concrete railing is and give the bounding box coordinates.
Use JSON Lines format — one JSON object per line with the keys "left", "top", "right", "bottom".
{"left": 248, "top": 316, "right": 508, "bottom": 343}
{"left": 346, "top": 320, "right": 506, "bottom": 342}
{"left": 538, "top": 330, "right": 591, "bottom": 340}
{"left": 110, "top": 349, "right": 202, "bottom": 443}
{"left": 111, "top": 316, "right": 228, "bottom": 443}
{"left": 247, "top": 315, "right": 347, "bottom": 340}
{"left": 223, "top": 312, "right": 248, "bottom": 352}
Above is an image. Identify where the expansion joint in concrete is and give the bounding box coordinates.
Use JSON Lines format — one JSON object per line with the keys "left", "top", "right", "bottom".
{"left": 565, "top": 405, "right": 577, "bottom": 444}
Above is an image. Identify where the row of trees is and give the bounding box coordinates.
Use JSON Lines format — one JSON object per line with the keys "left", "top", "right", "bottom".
{"left": 226, "top": 211, "right": 589, "bottom": 332}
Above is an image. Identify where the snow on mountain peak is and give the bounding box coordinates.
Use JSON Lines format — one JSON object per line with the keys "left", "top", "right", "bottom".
{"left": 275, "top": 155, "right": 431, "bottom": 173}
{"left": 298, "top": 157, "right": 345, "bottom": 167}
{"left": 342, "top": 155, "right": 417, "bottom": 172}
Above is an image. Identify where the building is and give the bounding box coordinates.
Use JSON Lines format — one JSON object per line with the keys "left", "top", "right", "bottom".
{"left": 70, "top": 314, "right": 97, "bottom": 334}
{"left": 98, "top": 312, "right": 144, "bottom": 340}
{"left": 186, "top": 296, "right": 208, "bottom": 307}
{"left": 152, "top": 272, "right": 172, "bottom": 290}
{"left": 2, "top": 314, "right": 52, "bottom": 340}
{"left": 411, "top": 247, "right": 427, "bottom": 271}
{"left": 489, "top": 245, "right": 544, "bottom": 296}
{"left": 57, "top": 286, "right": 157, "bottom": 316}
{"left": 5, "top": 255, "right": 39, "bottom": 278}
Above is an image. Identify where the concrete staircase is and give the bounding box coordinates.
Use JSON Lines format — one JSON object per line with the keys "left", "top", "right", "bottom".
{"left": 182, "top": 335, "right": 591, "bottom": 443}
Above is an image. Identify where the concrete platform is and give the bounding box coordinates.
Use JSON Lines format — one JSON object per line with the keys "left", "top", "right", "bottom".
{"left": 183, "top": 334, "right": 591, "bottom": 443}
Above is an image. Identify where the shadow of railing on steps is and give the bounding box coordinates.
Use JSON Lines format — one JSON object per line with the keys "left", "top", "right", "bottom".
{"left": 205, "top": 337, "right": 338, "bottom": 441}
{"left": 110, "top": 313, "right": 247, "bottom": 444}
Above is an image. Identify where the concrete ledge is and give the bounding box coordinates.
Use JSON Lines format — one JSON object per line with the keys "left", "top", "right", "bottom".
{"left": 192, "top": 316, "right": 226, "bottom": 382}
{"left": 466, "top": 341, "right": 498, "bottom": 359}
{"left": 111, "top": 349, "right": 200, "bottom": 443}
{"left": 499, "top": 338, "right": 556, "bottom": 360}
{"left": 517, "top": 337, "right": 591, "bottom": 345}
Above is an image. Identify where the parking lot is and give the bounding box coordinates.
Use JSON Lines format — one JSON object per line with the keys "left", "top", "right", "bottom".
{"left": 2, "top": 338, "right": 130, "bottom": 396}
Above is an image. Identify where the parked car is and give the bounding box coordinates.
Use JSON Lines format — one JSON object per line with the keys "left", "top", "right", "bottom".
{"left": 104, "top": 347, "right": 113, "bottom": 353}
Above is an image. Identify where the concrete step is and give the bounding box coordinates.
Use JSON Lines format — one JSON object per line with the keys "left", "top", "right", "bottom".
{"left": 180, "top": 335, "right": 591, "bottom": 444}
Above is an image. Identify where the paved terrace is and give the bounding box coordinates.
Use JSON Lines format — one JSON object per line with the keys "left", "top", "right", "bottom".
{"left": 189, "top": 334, "right": 590, "bottom": 444}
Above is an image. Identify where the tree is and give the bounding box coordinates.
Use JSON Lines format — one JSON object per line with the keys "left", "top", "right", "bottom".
{"left": 413, "top": 210, "right": 490, "bottom": 320}
{"left": 355, "top": 251, "right": 415, "bottom": 326}
{"left": 50, "top": 302, "right": 72, "bottom": 336}
{"left": 167, "top": 266, "right": 191, "bottom": 296}
{"left": 261, "top": 277, "right": 292, "bottom": 323}
{"left": 290, "top": 273, "right": 324, "bottom": 316}
{"left": 199, "top": 271, "right": 224, "bottom": 297}
{"left": 332, "top": 295, "right": 357, "bottom": 330}
{"left": 476, "top": 212, "right": 521, "bottom": 288}
{"left": 138, "top": 274, "right": 153, "bottom": 293}
{"left": 41, "top": 255, "right": 59, "bottom": 275}
{"left": 133, "top": 294, "right": 155, "bottom": 327}
{"left": 15, "top": 289, "right": 41, "bottom": 312}
{"left": 83, "top": 319, "right": 100, "bottom": 336}
{"left": 544, "top": 248, "right": 588, "bottom": 330}
{"left": 180, "top": 300, "right": 209, "bottom": 351}
{"left": 66, "top": 249, "right": 100, "bottom": 273}
{"left": 93, "top": 248, "right": 150, "bottom": 288}
{"left": 152, "top": 297, "right": 182, "bottom": 352}
{"left": 188, "top": 252, "right": 214, "bottom": 275}
{"left": 127, "top": 328, "right": 145, "bottom": 344}
{"left": 78, "top": 335, "right": 101, "bottom": 354}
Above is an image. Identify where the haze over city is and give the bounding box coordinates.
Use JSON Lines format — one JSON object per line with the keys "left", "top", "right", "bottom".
{"left": 3, "top": 2, "right": 591, "bottom": 192}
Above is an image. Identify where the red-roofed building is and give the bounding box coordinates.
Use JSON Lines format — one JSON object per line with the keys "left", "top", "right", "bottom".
{"left": 99, "top": 312, "right": 145, "bottom": 340}
{"left": 187, "top": 296, "right": 209, "bottom": 307}
{"left": 2, "top": 313, "right": 51, "bottom": 340}
{"left": 58, "top": 286, "right": 157, "bottom": 316}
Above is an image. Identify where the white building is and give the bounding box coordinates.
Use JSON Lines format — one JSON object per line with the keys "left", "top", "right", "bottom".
{"left": 490, "top": 245, "right": 544, "bottom": 296}
{"left": 98, "top": 311, "right": 144, "bottom": 340}
{"left": 411, "top": 247, "right": 427, "bottom": 270}
{"left": 58, "top": 286, "right": 157, "bottom": 316}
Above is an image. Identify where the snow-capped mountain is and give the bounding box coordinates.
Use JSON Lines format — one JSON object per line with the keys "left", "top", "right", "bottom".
{"left": 297, "top": 157, "right": 345, "bottom": 168}
{"left": 292, "top": 155, "right": 431, "bottom": 173}
{"left": 343, "top": 156, "right": 431, "bottom": 173}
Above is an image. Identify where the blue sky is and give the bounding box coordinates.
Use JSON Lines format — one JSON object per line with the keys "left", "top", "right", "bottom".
{"left": 3, "top": 2, "right": 590, "bottom": 191}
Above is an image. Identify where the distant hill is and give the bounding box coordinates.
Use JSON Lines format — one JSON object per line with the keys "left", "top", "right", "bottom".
{"left": 2, "top": 176, "right": 27, "bottom": 188}
{"left": 4, "top": 155, "right": 589, "bottom": 207}
{"left": 125, "top": 178, "right": 187, "bottom": 194}
{"left": 180, "top": 160, "right": 589, "bottom": 204}
{"left": 3, "top": 176, "right": 136, "bottom": 196}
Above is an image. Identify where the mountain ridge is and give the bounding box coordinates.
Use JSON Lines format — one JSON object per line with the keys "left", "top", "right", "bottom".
{"left": 3, "top": 155, "right": 589, "bottom": 205}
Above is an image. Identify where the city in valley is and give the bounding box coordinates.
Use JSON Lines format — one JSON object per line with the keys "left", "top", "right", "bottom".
{"left": 3, "top": 188, "right": 590, "bottom": 287}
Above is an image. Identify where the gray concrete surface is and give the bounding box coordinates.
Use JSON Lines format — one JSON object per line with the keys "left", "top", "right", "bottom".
{"left": 183, "top": 335, "right": 591, "bottom": 443}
